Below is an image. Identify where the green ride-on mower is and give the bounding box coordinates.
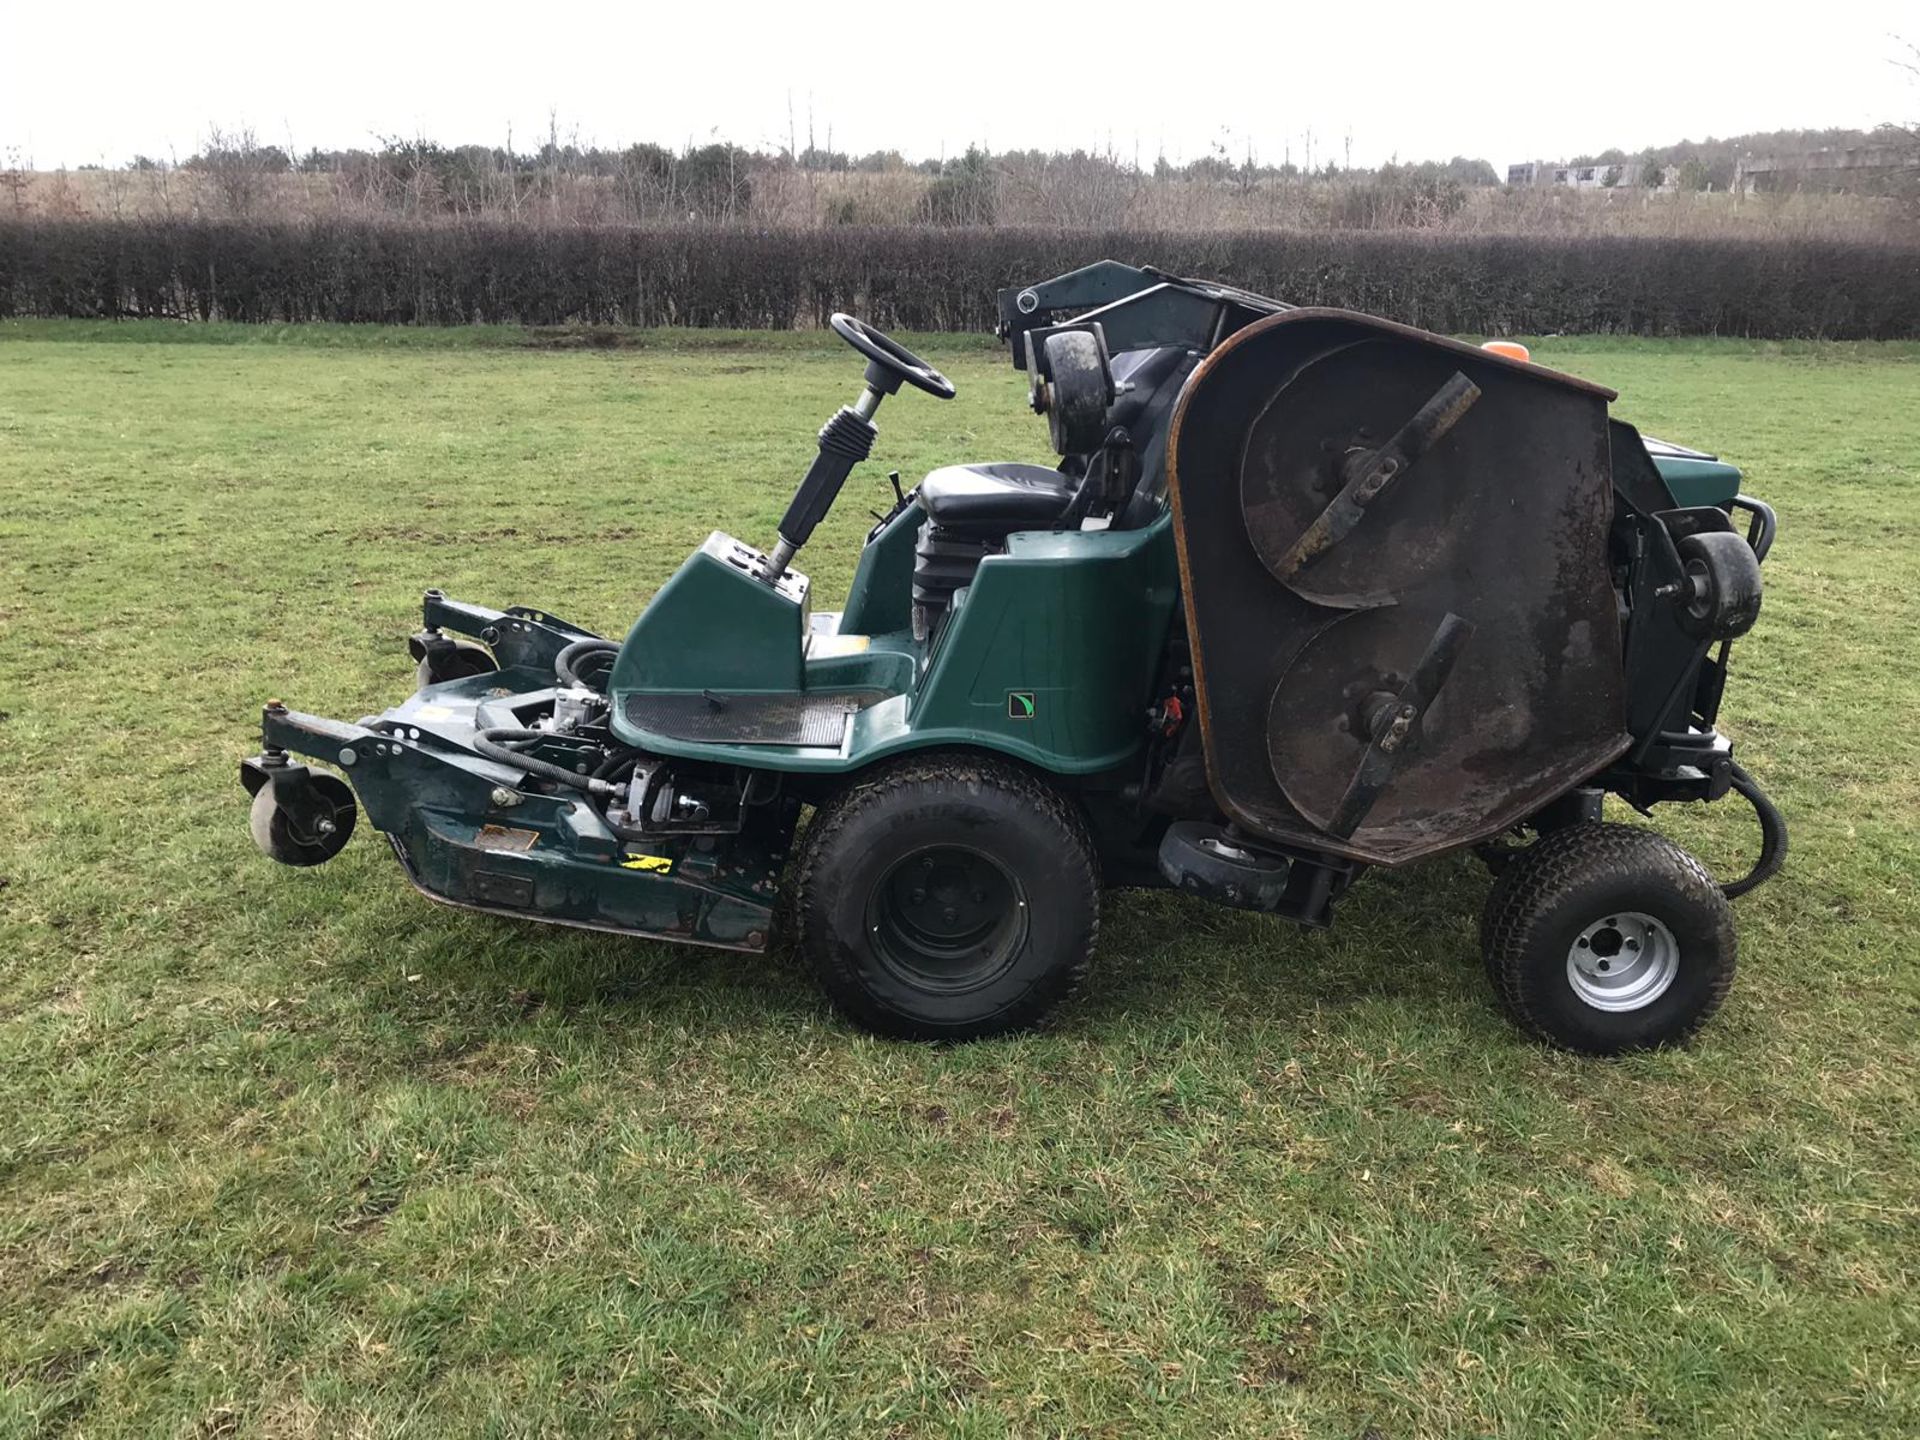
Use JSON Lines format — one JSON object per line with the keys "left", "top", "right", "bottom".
{"left": 243, "top": 261, "right": 1785, "bottom": 1052}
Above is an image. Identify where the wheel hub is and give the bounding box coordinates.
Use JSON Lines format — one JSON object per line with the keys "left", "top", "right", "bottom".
{"left": 868, "top": 845, "right": 1027, "bottom": 992}
{"left": 1566, "top": 910, "right": 1679, "bottom": 1012}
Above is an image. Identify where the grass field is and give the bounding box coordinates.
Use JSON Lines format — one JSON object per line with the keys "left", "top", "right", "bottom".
{"left": 1, "top": 321, "right": 1916, "bottom": 1438}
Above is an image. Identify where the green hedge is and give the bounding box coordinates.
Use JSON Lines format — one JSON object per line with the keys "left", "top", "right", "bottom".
{"left": 4, "top": 218, "right": 1916, "bottom": 337}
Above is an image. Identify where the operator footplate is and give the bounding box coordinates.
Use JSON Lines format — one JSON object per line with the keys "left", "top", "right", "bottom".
{"left": 621, "top": 689, "right": 891, "bottom": 747}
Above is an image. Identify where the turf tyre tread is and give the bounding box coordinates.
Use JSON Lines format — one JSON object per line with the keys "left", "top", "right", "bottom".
{"left": 1481, "top": 822, "right": 1735, "bottom": 1055}
{"left": 793, "top": 755, "right": 1099, "bottom": 1039}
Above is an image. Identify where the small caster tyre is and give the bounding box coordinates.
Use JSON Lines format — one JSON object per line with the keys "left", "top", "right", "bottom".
{"left": 794, "top": 756, "right": 1099, "bottom": 1040}
{"left": 416, "top": 642, "right": 498, "bottom": 689}
{"left": 1676, "top": 530, "right": 1762, "bottom": 641}
{"left": 1481, "top": 822, "right": 1735, "bottom": 1055}
{"left": 250, "top": 775, "right": 357, "bottom": 867}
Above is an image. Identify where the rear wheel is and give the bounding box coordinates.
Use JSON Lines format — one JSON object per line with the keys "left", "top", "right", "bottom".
{"left": 1481, "top": 823, "right": 1735, "bottom": 1054}
{"left": 794, "top": 756, "right": 1099, "bottom": 1039}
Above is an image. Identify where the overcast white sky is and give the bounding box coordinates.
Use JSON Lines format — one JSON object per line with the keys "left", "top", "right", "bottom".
{"left": 2, "top": 1, "right": 1914, "bottom": 170}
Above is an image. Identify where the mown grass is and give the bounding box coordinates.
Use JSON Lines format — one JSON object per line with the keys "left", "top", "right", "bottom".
{"left": 0, "top": 325, "right": 1915, "bottom": 1438}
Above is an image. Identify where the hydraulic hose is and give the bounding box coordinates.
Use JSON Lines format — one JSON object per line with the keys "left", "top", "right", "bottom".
{"left": 1720, "top": 760, "right": 1787, "bottom": 899}
{"left": 554, "top": 639, "right": 619, "bottom": 691}
{"left": 474, "top": 726, "right": 619, "bottom": 797}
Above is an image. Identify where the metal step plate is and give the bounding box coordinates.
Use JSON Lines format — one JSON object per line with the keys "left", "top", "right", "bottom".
{"left": 620, "top": 689, "right": 890, "bottom": 747}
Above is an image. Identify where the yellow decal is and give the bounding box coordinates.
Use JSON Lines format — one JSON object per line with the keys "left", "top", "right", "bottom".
{"left": 620, "top": 853, "right": 674, "bottom": 873}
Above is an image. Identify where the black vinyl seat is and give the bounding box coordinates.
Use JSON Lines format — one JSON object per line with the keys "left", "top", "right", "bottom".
{"left": 917, "top": 462, "right": 1077, "bottom": 535}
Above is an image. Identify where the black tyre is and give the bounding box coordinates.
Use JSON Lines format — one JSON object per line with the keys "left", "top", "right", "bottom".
{"left": 1676, "top": 530, "right": 1763, "bottom": 640}
{"left": 1040, "top": 330, "right": 1113, "bottom": 456}
{"left": 794, "top": 756, "right": 1099, "bottom": 1039}
{"left": 416, "top": 641, "right": 498, "bottom": 689}
{"left": 249, "top": 774, "right": 357, "bottom": 867}
{"left": 1481, "top": 823, "right": 1735, "bottom": 1055}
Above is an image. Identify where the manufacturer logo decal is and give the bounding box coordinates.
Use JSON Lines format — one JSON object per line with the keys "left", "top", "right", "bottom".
{"left": 620, "top": 853, "right": 674, "bottom": 873}
{"left": 1007, "top": 691, "right": 1036, "bottom": 720}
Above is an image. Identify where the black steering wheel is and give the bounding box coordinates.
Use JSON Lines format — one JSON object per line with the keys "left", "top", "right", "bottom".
{"left": 830, "top": 313, "right": 956, "bottom": 400}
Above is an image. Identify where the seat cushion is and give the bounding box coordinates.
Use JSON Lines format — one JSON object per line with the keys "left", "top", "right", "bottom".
{"left": 917, "top": 462, "right": 1077, "bottom": 532}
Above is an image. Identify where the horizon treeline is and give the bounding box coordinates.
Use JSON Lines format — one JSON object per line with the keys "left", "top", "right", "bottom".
{"left": 6, "top": 121, "right": 1909, "bottom": 234}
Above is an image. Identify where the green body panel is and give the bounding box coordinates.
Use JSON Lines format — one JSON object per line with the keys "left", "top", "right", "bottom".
{"left": 1653, "top": 454, "right": 1743, "bottom": 509}
{"left": 608, "top": 510, "right": 1181, "bottom": 777}
{"left": 608, "top": 532, "right": 808, "bottom": 695}
{"left": 909, "top": 517, "right": 1179, "bottom": 767}
{"left": 838, "top": 503, "right": 920, "bottom": 635}
{"left": 258, "top": 688, "right": 783, "bottom": 951}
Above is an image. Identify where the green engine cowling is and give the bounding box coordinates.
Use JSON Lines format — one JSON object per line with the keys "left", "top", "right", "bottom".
{"left": 1646, "top": 441, "right": 1742, "bottom": 509}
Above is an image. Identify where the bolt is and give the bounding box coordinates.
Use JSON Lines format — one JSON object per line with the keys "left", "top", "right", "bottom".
{"left": 943, "top": 906, "right": 959, "bottom": 923}
{"left": 338, "top": 748, "right": 357, "bottom": 766}
{"left": 909, "top": 888, "right": 926, "bottom": 905}
{"left": 489, "top": 786, "right": 521, "bottom": 807}
{"left": 920, "top": 856, "right": 935, "bottom": 871}
{"left": 315, "top": 817, "right": 336, "bottom": 835}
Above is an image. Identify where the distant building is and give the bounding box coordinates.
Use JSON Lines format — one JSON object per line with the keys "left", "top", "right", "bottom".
{"left": 1508, "top": 160, "right": 1680, "bottom": 191}
{"left": 1733, "top": 145, "right": 1911, "bottom": 196}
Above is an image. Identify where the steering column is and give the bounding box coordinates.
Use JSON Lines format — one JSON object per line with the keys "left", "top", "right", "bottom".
{"left": 761, "top": 313, "right": 954, "bottom": 583}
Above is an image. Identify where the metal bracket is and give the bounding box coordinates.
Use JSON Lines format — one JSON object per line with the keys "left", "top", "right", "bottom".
{"left": 239, "top": 752, "right": 336, "bottom": 841}
{"left": 421, "top": 590, "right": 602, "bottom": 674}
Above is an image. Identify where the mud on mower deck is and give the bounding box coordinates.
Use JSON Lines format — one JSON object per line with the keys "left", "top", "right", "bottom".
{"left": 245, "top": 264, "right": 1785, "bottom": 1052}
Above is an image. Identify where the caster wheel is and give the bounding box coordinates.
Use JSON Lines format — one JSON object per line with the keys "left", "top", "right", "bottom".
{"left": 1481, "top": 823, "right": 1735, "bottom": 1054}
{"left": 1676, "top": 530, "right": 1762, "bottom": 641}
{"left": 793, "top": 756, "right": 1099, "bottom": 1040}
{"left": 250, "top": 774, "right": 357, "bottom": 867}
{"left": 416, "top": 642, "right": 497, "bottom": 689}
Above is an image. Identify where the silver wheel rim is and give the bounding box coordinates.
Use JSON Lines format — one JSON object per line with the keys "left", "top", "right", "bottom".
{"left": 1566, "top": 910, "right": 1679, "bottom": 1012}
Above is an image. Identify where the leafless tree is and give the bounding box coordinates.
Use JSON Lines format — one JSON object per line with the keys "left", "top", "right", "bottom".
{"left": 1889, "top": 39, "right": 1920, "bottom": 210}
{"left": 197, "top": 124, "right": 277, "bottom": 217}
{"left": 1, "top": 146, "right": 29, "bottom": 214}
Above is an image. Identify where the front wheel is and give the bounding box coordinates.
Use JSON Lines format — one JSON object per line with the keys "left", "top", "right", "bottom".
{"left": 249, "top": 774, "right": 357, "bottom": 867}
{"left": 793, "top": 756, "right": 1099, "bottom": 1039}
{"left": 1481, "top": 823, "right": 1735, "bottom": 1054}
